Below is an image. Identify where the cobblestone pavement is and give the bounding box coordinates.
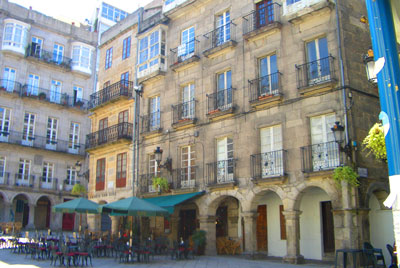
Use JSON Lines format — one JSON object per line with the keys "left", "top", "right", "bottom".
{"left": 0, "top": 249, "right": 333, "bottom": 268}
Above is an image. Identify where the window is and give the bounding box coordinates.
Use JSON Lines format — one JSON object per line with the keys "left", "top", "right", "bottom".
{"left": 216, "top": 11, "right": 230, "bottom": 46}
{"left": 182, "top": 83, "right": 195, "bottom": 119}
{"left": 178, "top": 27, "right": 195, "bottom": 59}
{"left": 217, "top": 137, "right": 234, "bottom": 183}
{"left": 217, "top": 70, "right": 232, "bottom": 110}
{"left": 306, "top": 37, "right": 330, "bottom": 83}
{"left": 0, "top": 107, "right": 11, "bottom": 141}
{"left": 310, "top": 113, "right": 339, "bottom": 170}
{"left": 116, "top": 153, "right": 127, "bottom": 188}
{"left": 53, "top": 44, "right": 64, "bottom": 64}
{"left": 138, "top": 30, "right": 166, "bottom": 73}
{"left": 68, "top": 122, "right": 80, "bottom": 153}
{"left": 122, "top": 37, "right": 131, "bottom": 59}
{"left": 101, "top": 3, "right": 127, "bottom": 22}
{"left": 17, "top": 159, "right": 31, "bottom": 185}
{"left": 50, "top": 80, "right": 62, "bottom": 104}
{"left": 27, "top": 74, "right": 40, "bottom": 96}
{"left": 73, "top": 86, "right": 83, "bottom": 103}
{"left": 72, "top": 44, "right": 92, "bottom": 71}
{"left": 41, "top": 162, "right": 54, "bottom": 188}
{"left": 256, "top": 0, "right": 274, "bottom": 27}
{"left": 181, "top": 145, "right": 196, "bottom": 188}
{"left": 2, "top": 20, "right": 29, "bottom": 52}
{"left": 287, "top": 0, "right": 301, "bottom": 4}
{"left": 258, "top": 54, "right": 278, "bottom": 96}
{"left": 31, "top": 36, "right": 43, "bottom": 57}
{"left": 260, "top": 125, "right": 283, "bottom": 177}
{"left": 0, "top": 156, "right": 5, "bottom": 182}
{"left": 2, "top": 67, "right": 16, "bottom": 92}
{"left": 149, "top": 154, "right": 160, "bottom": 175}
{"left": 121, "top": 72, "right": 129, "bottom": 89}
{"left": 165, "top": 0, "right": 175, "bottom": 4}
{"left": 66, "top": 166, "right": 77, "bottom": 186}
{"left": 22, "top": 112, "right": 35, "bottom": 146}
{"left": 96, "top": 158, "right": 106, "bottom": 191}
{"left": 105, "top": 47, "right": 113, "bottom": 69}
{"left": 98, "top": 118, "right": 108, "bottom": 144}
{"left": 46, "top": 117, "right": 58, "bottom": 148}
{"left": 149, "top": 96, "right": 160, "bottom": 131}
{"left": 103, "top": 81, "right": 110, "bottom": 89}
{"left": 118, "top": 110, "right": 129, "bottom": 123}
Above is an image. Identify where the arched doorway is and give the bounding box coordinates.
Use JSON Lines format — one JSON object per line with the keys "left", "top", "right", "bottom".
{"left": 177, "top": 203, "right": 199, "bottom": 241}
{"left": 35, "top": 196, "right": 51, "bottom": 229}
{"left": 12, "top": 194, "right": 29, "bottom": 228}
{"left": 99, "top": 201, "right": 111, "bottom": 232}
{"left": 299, "top": 187, "right": 335, "bottom": 260}
{"left": 0, "top": 192, "right": 5, "bottom": 222}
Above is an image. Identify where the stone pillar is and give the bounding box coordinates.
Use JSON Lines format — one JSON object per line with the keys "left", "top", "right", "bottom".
{"left": 50, "top": 211, "right": 62, "bottom": 231}
{"left": 170, "top": 216, "right": 180, "bottom": 242}
{"left": 242, "top": 212, "right": 257, "bottom": 253}
{"left": 111, "top": 216, "right": 119, "bottom": 236}
{"left": 87, "top": 214, "right": 96, "bottom": 231}
{"left": 3, "top": 202, "right": 11, "bottom": 222}
{"left": 199, "top": 215, "right": 216, "bottom": 255}
{"left": 282, "top": 210, "right": 304, "bottom": 264}
{"left": 26, "top": 203, "right": 36, "bottom": 230}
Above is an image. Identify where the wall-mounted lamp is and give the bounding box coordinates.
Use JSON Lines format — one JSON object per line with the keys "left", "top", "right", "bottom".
{"left": 154, "top": 147, "right": 172, "bottom": 172}
{"left": 75, "top": 161, "right": 82, "bottom": 173}
{"left": 363, "top": 48, "right": 377, "bottom": 84}
{"left": 331, "top": 121, "right": 352, "bottom": 158}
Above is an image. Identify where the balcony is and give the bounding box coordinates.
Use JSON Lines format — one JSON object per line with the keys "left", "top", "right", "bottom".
{"left": 14, "top": 174, "right": 35, "bottom": 188}
{"left": 206, "top": 88, "right": 235, "bottom": 120}
{"left": 251, "top": 150, "right": 286, "bottom": 182}
{"left": 249, "top": 72, "right": 282, "bottom": 108}
{"left": 243, "top": 3, "right": 282, "bottom": 41}
{"left": 140, "top": 112, "right": 162, "bottom": 137}
{"left": 296, "top": 56, "right": 336, "bottom": 94}
{"left": 170, "top": 40, "right": 200, "bottom": 71}
{"left": 139, "top": 173, "right": 161, "bottom": 194}
{"left": 39, "top": 177, "right": 58, "bottom": 190}
{"left": 172, "top": 100, "right": 196, "bottom": 129}
{"left": 172, "top": 166, "right": 198, "bottom": 190}
{"left": 25, "top": 44, "right": 72, "bottom": 70}
{"left": 203, "top": 22, "right": 237, "bottom": 58}
{"left": 0, "top": 79, "right": 23, "bottom": 94}
{"left": 0, "top": 130, "right": 85, "bottom": 155}
{"left": 206, "top": 159, "right": 236, "bottom": 188}
{"left": 89, "top": 80, "right": 133, "bottom": 110}
{"left": 86, "top": 122, "right": 133, "bottom": 150}
{"left": 301, "top": 141, "right": 342, "bottom": 173}
{"left": 64, "top": 179, "right": 81, "bottom": 191}
{"left": 283, "top": 0, "right": 334, "bottom": 23}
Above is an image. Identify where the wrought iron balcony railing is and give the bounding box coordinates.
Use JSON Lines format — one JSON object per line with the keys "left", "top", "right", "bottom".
{"left": 243, "top": 3, "right": 281, "bottom": 35}
{"left": 139, "top": 173, "right": 161, "bottom": 194}
{"left": 86, "top": 122, "right": 133, "bottom": 149}
{"left": 296, "top": 56, "right": 336, "bottom": 89}
{"left": 207, "top": 88, "right": 233, "bottom": 114}
{"left": 26, "top": 44, "right": 72, "bottom": 70}
{"left": 0, "top": 130, "right": 85, "bottom": 155}
{"left": 172, "top": 166, "right": 198, "bottom": 189}
{"left": 206, "top": 159, "right": 236, "bottom": 186}
{"left": 170, "top": 40, "right": 200, "bottom": 67}
{"left": 249, "top": 72, "right": 281, "bottom": 102}
{"left": 89, "top": 80, "right": 134, "bottom": 109}
{"left": 172, "top": 100, "right": 196, "bottom": 124}
{"left": 203, "top": 22, "right": 237, "bottom": 52}
{"left": 140, "top": 112, "right": 161, "bottom": 134}
{"left": 301, "top": 141, "right": 342, "bottom": 172}
{"left": 14, "top": 174, "right": 35, "bottom": 187}
{"left": 39, "top": 177, "right": 58, "bottom": 190}
{"left": 64, "top": 179, "right": 81, "bottom": 191}
{"left": 0, "top": 79, "right": 22, "bottom": 94}
{"left": 251, "top": 150, "right": 285, "bottom": 179}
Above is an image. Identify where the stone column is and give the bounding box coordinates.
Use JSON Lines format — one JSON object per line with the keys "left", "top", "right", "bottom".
{"left": 242, "top": 212, "right": 257, "bottom": 253}
{"left": 87, "top": 214, "right": 96, "bottom": 231}
{"left": 282, "top": 210, "right": 304, "bottom": 264}
{"left": 199, "top": 215, "right": 216, "bottom": 255}
{"left": 169, "top": 216, "right": 180, "bottom": 242}
{"left": 50, "top": 211, "right": 62, "bottom": 231}
{"left": 111, "top": 216, "right": 119, "bottom": 236}
{"left": 26, "top": 203, "right": 36, "bottom": 230}
{"left": 3, "top": 202, "right": 11, "bottom": 222}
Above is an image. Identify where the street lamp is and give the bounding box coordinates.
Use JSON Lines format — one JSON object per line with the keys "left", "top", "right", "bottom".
{"left": 363, "top": 48, "right": 377, "bottom": 84}
{"left": 154, "top": 147, "right": 172, "bottom": 172}
{"left": 331, "top": 121, "right": 352, "bottom": 158}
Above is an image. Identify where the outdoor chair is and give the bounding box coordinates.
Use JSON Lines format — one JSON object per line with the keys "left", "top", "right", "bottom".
{"left": 363, "top": 242, "right": 386, "bottom": 268}
{"left": 118, "top": 242, "right": 132, "bottom": 263}
{"left": 386, "top": 244, "right": 398, "bottom": 268}
{"left": 49, "top": 243, "right": 63, "bottom": 266}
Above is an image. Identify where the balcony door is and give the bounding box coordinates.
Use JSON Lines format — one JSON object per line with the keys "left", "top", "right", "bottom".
{"left": 98, "top": 118, "right": 108, "bottom": 144}
{"left": 310, "top": 113, "right": 339, "bottom": 171}
{"left": 179, "top": 27, "right": 195, "bottom": 60}
{"left": 50, "top": 80, "right": 62, "bottom": 104}
{"left": 181, "top": 145, "right": 195, "bottom": 188}
{"left": 217, "top": 137, "right": 234, "bottom": 183}
{"left": 2, "top": 67, "right": 16, "bottom": 92}
{"left": 31, "top": 36, "right": 43, "bottom": 57}
{"left": 216, "top": 11, "right": 230, "bottom": 46}
{"left": 22, "top": 112, "right": 35, "bottom": 147}
{"left": 17, "top": 159, "right": 30, "bottom": 186}
{"left": 42, "top": 162, "right": 54, "bottom": 189}
{"left": 0, "top": 107, "right": 10, "bottom": 142}
{"left": 306, "top": 37, "right": 330, "bottom": 84}
{"left": 256, "top": 0, "right": 273, "bottom": 28}
{"left": 96, "top": 158, "right": 106, "bottom": 191}
{"left": 150, "top": 96, "right": 160, "bottom": 131}
{"left": 182, "top": 84, "right": 195, "bottom": 119}
{"left": 53, "top": 44, "right": 64, "bottom": 64}
{"left": 217, "top": 70, "right": 232, "bottom": 110}
{"left": 65, "top": 166, "right": 77, "bottom": 191}
{"left": 0, "top": 156, "right": 5, "bottom": 184}
{"left": 260, "top": 125, "right": 283, "bottom": 177}
{"left": 259, "top": 54, "right": 277, "bottom": 97}
{"left": 46, "top": 117, "right": 58, "bottom": 150}
{"left": 68, "top": 122, "right": 80, "bottom": 154}
{"left": 27, "top": 74, "right": 39, "bottom": 96}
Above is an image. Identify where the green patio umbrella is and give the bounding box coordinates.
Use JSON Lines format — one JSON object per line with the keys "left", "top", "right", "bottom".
{"left": 99, "top": 196, "right": 169, "bottom": 217}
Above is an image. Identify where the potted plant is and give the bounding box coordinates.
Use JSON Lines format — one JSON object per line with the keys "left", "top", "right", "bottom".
{"left": 192, "top": 230, "right": 206, "bottom": 255}
{"left": 75, "top": 100, "right": 84, "bottom": 108}
{"left": 333, "top": 166, "right": 360, "bottom": 188}
{"left": 362, "top": 123, "right": 386, "bottom": 161}
{"left": 38, "top": 92, "right": 46, "bottom": 100}
{"left": 71, "top": 183, "right": 86, "bottom": 197}
{"left": 152, "top": 177, "right": 169, "bottom": 193}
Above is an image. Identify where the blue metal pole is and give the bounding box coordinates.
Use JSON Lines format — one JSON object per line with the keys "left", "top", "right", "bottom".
{"left": 366, "top": 0, "right": 400, "bottom": 177}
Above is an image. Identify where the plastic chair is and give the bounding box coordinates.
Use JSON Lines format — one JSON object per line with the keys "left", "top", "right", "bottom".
{"left": 363, "top": 242, "right": 386, "bottom": 268}
{"left": 386, "top": 244, "right": 398, "bottom": 268}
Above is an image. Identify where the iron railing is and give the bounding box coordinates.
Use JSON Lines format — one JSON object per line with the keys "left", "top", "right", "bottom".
{"left": 14, "top": 174, "right": 35, "bottom": 187}
{"left": 139, "top": 173, "right": 160, "bottom": 193}
{"left": 206, "top": 159, "right": 236, "bottom": 186}
{"left": 89, "top": 80, "right": 134, "bottom": 109}
{"left": 243, "top": 3, "right": 281, "bottom": 35}
{"left": 301, "top": 141, "right": 342, "bottom": 172}
{"left": 86, "top": 122, "right": 133, "bottom": 149}
{"left": 170, "top": 40, "right": 200, "bottom": 66}
{"left": 251, "top": 150, "right": 285, "bottom": 179}
{"left": 249, "top": 72, "right": 281, "bottom": 102}
{"left": 64, "top": 179, "right": 81, "bottom": 191}
{"left": 172, "top": 166, "right": 198, "bottom": 189}
{"left": 0, "top": 79, "right": 22, "bottom": 94}
{"left": 140, "top": 112, "right": 161, "bottom": 134}
{"left": 296, "top": 56, "right": 335, "bottom": 89}
{"left": 26, "top": 44, "right": 72, "bottom": 70}
{"left": 203, "top": 22, "right": 236, "bottom": 52}
{"left": 0, "top": 172, "right": 10, "bottom": 185}
{"left": 0, "top": 130, "right": 85, "bottom": 155}
{"left": 172, "top": 100, "right": 196, "bottom": 124}
{"left": 207, "top": 88, "right": 233, "bottom": 114}
{"left": 39, "top": 177, "right": 58, "bottom": 190}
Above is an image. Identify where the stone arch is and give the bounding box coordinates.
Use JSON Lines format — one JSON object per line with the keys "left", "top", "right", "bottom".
{"left": 11, "top": 192, "right": 32, "bottom": 205}
{"left": 34, "top": 194, "right": 56, "bottom": 206}
{"left": 249, "top": 185, "right": 286, "bottom": 212}
{"left": 0, "top": 191, "right": 10, "bottom": 203}
{"left": 197, "top": 190, "right": 246, "bottom": 216}
{"left": 35, "top": 195, "right": 52, "bottom": 229}
{"left": 365, "top": 181, "right": 390, "bottom": 209}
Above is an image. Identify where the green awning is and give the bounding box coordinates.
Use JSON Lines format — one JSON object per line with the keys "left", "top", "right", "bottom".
{"left": 144, "top": 191, "right": 204, "bottom": 214}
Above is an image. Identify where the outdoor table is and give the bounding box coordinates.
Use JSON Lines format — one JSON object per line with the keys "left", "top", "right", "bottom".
{"left": 335, "top": 248, "right": 365, "bottom": 268}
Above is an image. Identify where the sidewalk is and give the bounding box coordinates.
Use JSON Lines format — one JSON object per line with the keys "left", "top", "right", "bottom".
{"left": 0, "top": 249, "right": 332, "bottom": 268}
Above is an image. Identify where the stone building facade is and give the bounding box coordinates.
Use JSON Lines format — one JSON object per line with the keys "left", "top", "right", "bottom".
{"left": 88, "top": 0, "right": 394, "bottom": 262}
{"left": 0, "top": 0, "right": 97, "bottom": 231}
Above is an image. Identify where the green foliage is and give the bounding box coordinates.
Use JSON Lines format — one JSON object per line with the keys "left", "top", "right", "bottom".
{"left": 362, "top": 123, "right": 387, "bottom": 161}
{"left": 152, "top": 177, "right": 169, "bottom": 192}
{"left": 333, "top": 166, "right": 360, "bottom": 188}
{"left": 71, "top": 183, "right": 86, "bottom": 196}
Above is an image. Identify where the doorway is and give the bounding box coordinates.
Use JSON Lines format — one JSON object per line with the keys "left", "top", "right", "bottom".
{"left": 256, "top": 205, "right": 268, "bottom": 251}
{"left": 321, "top": 201, "right": 334, "bottom": 253}
{"left": 178, "top": 209, "right": 197, "bottom": 241}
{"left": 216, "top": 206, "right": 228, "bottom": 237}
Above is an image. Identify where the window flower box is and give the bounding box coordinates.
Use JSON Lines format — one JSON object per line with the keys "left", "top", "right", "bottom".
{"left": 208, "top": 108, "right": 221, "bottom": 115}
{"left": 178, "top": 118, "right": 191, "bottom": 123}
{"left": 258, "top": 94, "right": 273, "bottom": 100}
